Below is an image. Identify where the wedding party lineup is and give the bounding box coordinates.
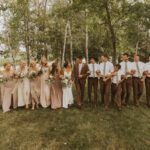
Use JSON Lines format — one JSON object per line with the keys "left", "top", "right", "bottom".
{"left": 0, "top": 53, "right": 150, "bottom": 113}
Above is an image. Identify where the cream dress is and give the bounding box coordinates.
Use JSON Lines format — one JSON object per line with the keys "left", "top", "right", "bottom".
{"left": 40, "top": 66, "right": 50, "bottom": 108}
{"left": 16, "top": 67, "right": 30, "bottom": 107}
{"left": 2, "top": 71, "right": 14, "bottom": 112}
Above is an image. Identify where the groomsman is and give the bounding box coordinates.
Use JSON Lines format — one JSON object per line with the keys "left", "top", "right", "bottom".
{"left": 88, "top": 57, "right": 100, "bottom": 107}
{"left": 99, "top": 54, "right": 114, "bottom": 110}
{"left": 72, "top": 56, "right": 89, "bottom": 109}
{"left": 111, "top": 64, "right": 125, "bottom": 111}
{"left": 120, "top": 53, "right": 133, "bottom": 105}
{"left": 144, "top": 54, "right": 150, "bottom": 108}
{"left": 132, "top": 54, "right": 145, "bottom": 106}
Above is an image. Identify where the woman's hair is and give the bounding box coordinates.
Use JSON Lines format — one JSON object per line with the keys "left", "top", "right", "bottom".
{"left": 29, "top": 61, "right": 37, "bottom": 71}
{"left": 3, "top": 62, "right": 11, "bottom": 68}
{"left": 40, "top": 56, "right": 48, "bottom": 67}
{"left": 64, "top": 61, "right": 69, "bottom": 68}
{"left": 51, "top": 63, "right": 59, "bottom": 75}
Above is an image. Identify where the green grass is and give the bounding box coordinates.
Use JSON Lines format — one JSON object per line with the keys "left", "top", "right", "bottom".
{"left": 0, "top": 101, "right": 150, "bottom": 150}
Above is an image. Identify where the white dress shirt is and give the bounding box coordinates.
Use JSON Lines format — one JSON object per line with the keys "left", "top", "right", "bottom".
{"left": 132, "top": 61, "right": 145, "bottom": 78}
{"left": 144, "top": 62, "right": 150, "bottom": 77}
{"left": 99, "top": 61, "right": 114, "bottom": 76}
{"left": 112, "top": 70, "right": 124, "bottom": 84}
{"left": 88, "top": 63, "right": 100, "bottom": 78}
{"left": 79, "top": 63, "right": 83, "bottom": 75}
{"left": 120, "top": 61, "right": 133, "bottom": 78}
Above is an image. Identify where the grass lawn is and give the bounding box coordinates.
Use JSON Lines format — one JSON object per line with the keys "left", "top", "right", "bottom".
{"left": 0, "top": 91, "right": 150, "bottom": 150}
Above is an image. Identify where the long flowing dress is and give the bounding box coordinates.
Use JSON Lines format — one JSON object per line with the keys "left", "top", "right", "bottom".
{"left": 16, "top": 67, "right": 30, "bottom": 107}
{"left": 50, "top": 73, "right": 62, "bottom": 109}
{"left": 29, "top": 70, "right": 40, "bottom": 108}
{"left": 62, "top": 70, "right": 74, "bottom": 108}
{"left": 2, "top": 71, "right": 14, "bottom": 113}
{"left": 40, "top": 66, "right": 50, "bottom": 108}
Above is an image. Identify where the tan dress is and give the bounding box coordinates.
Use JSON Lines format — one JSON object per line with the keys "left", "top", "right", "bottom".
{"left": 2, "top": 71, "right": 14, "bottom": 113}
{"left": 40, "top": 66, "right": 50, "bottom": 108}
{"left": 29, "top": 70, "right": 40, "bottom": 107}
{"left": 50, "top": 73, "right": 62, "bottom": 109}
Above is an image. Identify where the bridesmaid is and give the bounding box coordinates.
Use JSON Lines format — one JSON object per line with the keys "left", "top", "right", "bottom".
{"left": 61, "top": 62, "right": 74, "bottom": 108}
{"left": 16, "top": 61, "right": 30, "bottom": 108}
{"left": 29, "top": 60, "right": 40, "bottom": 110}
{"left": 50, "top": 63, "right": 62, "bottom": 109}
{"left": 2, "top": 62, "right": 15, "bottom": 113}
{"left": 40, "top": 57, "right": 51, "bottom": 108}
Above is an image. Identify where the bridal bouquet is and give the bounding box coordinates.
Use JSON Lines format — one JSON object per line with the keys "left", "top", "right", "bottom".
{"left": 29, "top": 72, "right": 38, "bottom": 80}
{"left": 0, "top": 75, "right": 4, "bottom": 85}
{"left": 61, "top": 77, "right": 71, "bottom": 87}
{"left": 46, "top": 75, "right": 54, "bottom": 85}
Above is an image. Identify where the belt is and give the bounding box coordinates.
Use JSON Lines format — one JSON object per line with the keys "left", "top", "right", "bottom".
{"left": 88, "top": 77, "right": 98, "bottom": 79}
{"left": 132, "top": 77, "right": 143, "bottom": 79}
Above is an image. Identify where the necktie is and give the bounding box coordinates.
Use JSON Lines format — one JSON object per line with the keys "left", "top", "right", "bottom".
{"left": 136, "top": 62, "right": 141, "bottom": 77}
{"left": 103, "top": 62, "right": 106, "bottom": 75}
{"left": 125, "top": 62, "right": 128, "bottom": 73}
{"left": 93, "top": 64, "right": 95, "bottom": 77}
{"left": 116, "top": 72, "right": 119, "bottom": 85}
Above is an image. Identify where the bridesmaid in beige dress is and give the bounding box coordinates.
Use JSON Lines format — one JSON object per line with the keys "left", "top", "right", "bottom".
{"left": 16, "top": 61, "right": 30, "bottom": 108}
{"left": 40, "top": 57, "right": 51, "bottom": 108}
{"left": 50, "top": 63, "right": 62, "bottom": 109}
{"left": 2, "top": 63, "right": 15, "bottom": 113}
{"left": 29, "top": 60, "right": 40, "bottom": 110}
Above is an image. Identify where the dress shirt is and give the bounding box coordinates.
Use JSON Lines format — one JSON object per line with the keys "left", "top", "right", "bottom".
{"left": 99, "top": 61, "right": 114, "bottom": 76}
{"left": 112, "top": 70, "right": 124, "bottom": 84}
{"left": 132, "top": 61, "right": 145, "bottom": 78}
{"left": 120, "top": 61, "right": 133, "bottom": 78}
{"left": 88, "top": 63, "right": 100, "bottom": 78}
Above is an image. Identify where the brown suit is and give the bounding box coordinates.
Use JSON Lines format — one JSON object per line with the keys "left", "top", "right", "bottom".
{"left": 145, "top": 77, "right": 150, "bottom": 107}
{"left": 72, "top": 63, "right": 89, "bottom": 106}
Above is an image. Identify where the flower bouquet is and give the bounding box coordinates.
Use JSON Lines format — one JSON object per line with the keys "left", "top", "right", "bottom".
{"left": 45, "top": 75, "right": 54, "bottom": 85}
{"left": 0, "top": 75, "right": 4, "bottom": 85}
{"left": 29, "top": 72, "right": 37, "bottom": 80}
{"left": 61, "top": 77, "right": 71, "bottom": 88}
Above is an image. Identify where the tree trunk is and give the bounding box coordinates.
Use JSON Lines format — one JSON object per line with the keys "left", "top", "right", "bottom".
{"left": 104, "top": 0, "right": 117, "bottom": 64}
{"left": 85, "top": 9, "right": 89, "bottom": 63}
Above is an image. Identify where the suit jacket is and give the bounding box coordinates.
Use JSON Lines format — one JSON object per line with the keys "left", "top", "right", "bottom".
{"left": 72, "top": 63, "right": 89, "bottom": 83}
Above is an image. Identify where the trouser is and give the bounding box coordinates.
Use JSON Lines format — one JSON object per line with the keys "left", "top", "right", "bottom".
{"left": 145, "top": 77, "right": 150, "bottom": 107}
{"left": 88, "top": 78, "right": 98, "bottom": 105}
{"left": 132, "top": 77, "right": 144, "bottom": 106}
{"left": 100, "top": 78, "right": 111, "bottom": 108}
{"left": 121, "top": 77, "right": 132, "bottom": 104}
{"left": 111, "top": 83, "right": 122, "bottom": 109}
{"left": 75, "top": 79, "right": 86, "bottom": 106}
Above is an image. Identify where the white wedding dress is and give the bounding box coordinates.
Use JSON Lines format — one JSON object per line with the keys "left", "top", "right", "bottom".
{"left": 62, "top": 70, "right": 73, "bottom": 108}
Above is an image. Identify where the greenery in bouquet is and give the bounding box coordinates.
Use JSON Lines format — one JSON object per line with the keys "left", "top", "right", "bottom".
{"left": 61, "top": 77, "right": 72, "bottom": 87}
{"left": 0, "top": 77, "right": 4, "bottom": 85}
{"left": 29, "top": 72, "right": 37, "bottom": 80}
{"left": 46, "top": 75, "right": 54, "bottom": 85}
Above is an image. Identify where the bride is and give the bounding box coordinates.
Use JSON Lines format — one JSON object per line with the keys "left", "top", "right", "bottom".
{"left": 61, "top": 61, "right": 74, "bottom": 109}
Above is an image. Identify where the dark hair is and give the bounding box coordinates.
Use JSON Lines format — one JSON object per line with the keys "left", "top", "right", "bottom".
{"left": 115, "top": 64, "right": 121, "bottom": 70}
{"left": 77, "top": 55, "right": 83, "bottom": 60}
{"left": 64, "top": 61, "right": 69, "bottom": 68}
{"left": 123, "top": 53, "right": 129, "bottom": 57}
{"left": 51, "top": 63, "right": 58, "bottom": 75}
{"left": 101, "top": 53, "right": 109, "bottom": 59}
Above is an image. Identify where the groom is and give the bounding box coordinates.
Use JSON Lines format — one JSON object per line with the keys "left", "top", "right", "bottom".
{"left": 72, "top": 56, "right": 89, "bottom": 109}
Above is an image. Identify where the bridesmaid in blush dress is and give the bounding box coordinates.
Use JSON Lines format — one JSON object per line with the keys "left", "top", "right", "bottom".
{"left": 40, "top": 57, "right": 51, "bottom": 108}
{"left": 2, "top": 63, "right": 15, "bottom": 113}
{"left": 50, "top": 63, "right": 62, "bottom": 109}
